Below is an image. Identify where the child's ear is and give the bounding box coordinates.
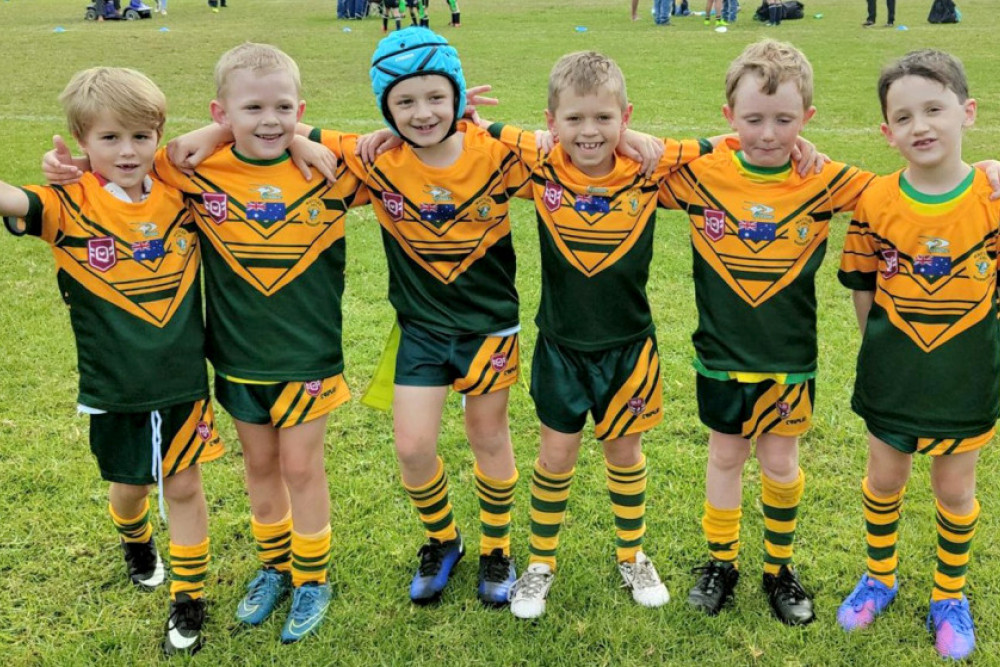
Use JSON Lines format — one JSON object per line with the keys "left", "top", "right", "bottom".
{"left": 209, "top": 100, "right": 228, "bottom": 126}
{"left": 879, "top": 122, "right": 896, "bottom": 147}
{"left": 296, "top": 100, "right": 306, "bottom": 122}
{"left": 803, "top": 106, "right": 817, "bottom": 125}
{"left": 722, "top": 104, "right": 736, "bottom": 129}
{"left": 545, "top": 109, "right": 556, "bottom": 138}
{"left": 621, "top": 103, "right": 633, "bottom": 130}
{"left": 963, "top": 98, "right": 977, "bottom": 128}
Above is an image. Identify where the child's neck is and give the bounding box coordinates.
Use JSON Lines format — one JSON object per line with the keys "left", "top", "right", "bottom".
{"left": 412, "top": 132, "right": 464, "bottom": 169}
{"left": 95, "top": 171, "right": 149, "bottom": 203}
{"left": 903, "top": 159, "right": 971, "bottom": 196}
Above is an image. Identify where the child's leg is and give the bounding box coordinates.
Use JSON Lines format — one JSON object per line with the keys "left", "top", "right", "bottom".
{"left": 864, "top": 433, "right": 912, "bottom": 587}
{"left": 755, "top": 434, "right": 802, "bottom": 576}
{"left": 109, "top": 482, "right": 154, "bottom": 543}
{"left": 929, "top": 449, "right": 979, "bottom": 601}
{"left": 704, "top": 430, "right": 751, "bottom": 566}
{"left": 529, "top": 425, "right": 582, "bottom": 571}
{"left": 465, "top": 388, "right": 517, "bottom": 557}
{"left": 601, "top": 433, "right": 645, "bottom": 563}
{"left": 162, "top": 465, "right": 210, "bottom": 601}
{"left": 236, "top": 419, "right": 292, "bottom": 524}
{"left": 631, "top": 0, "right": 639, "bottom": 20}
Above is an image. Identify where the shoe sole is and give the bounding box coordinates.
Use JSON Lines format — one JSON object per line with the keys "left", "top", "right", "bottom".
{"left": 163, "top": 636, "right": 204, "bottom": 656}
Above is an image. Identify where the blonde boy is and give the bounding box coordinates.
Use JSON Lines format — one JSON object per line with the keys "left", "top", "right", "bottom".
{"left": 836, "top": 49, "right": 999, "bottom": 661}
{"left": 151, "top": 44, "right": 366, "bottom": 643}
{"left": 657, "top": 40, "right": 876, "bottom": 625}
{"left": 1, "top": 67, "right": 222, "bottom": 655}
{"left": 485, "top": 51, "right": 714, "bottom": 619}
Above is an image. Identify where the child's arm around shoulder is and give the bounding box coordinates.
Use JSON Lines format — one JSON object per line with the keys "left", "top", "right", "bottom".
{"left": 851, "top": 291, "right": 875, "bottom": 335}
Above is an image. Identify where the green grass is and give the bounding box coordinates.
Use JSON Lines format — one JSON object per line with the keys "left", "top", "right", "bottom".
{"left": 2, "top": 0, "right": 1000, "bottom": 664}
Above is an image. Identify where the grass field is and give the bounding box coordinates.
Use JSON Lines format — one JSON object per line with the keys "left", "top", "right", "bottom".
{"left": 2, "top": 0, "right": 1000, "bottom": 664}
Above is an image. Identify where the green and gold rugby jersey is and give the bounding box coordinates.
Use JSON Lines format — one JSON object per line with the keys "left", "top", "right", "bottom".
{"left": 659, "top": 139, "right": 874, "bottom": 375}
{"left": 5, "top": 174, "right": 207, "bottom": 411}
{"left": 839, "top": 170, "right": 1000, "bottom": 437}
{"left": 154, "top": 146, "right": 367, "bottom": 382}
{"left": 312, "top": 122, "right": 530, "bottom": 335}
{"left": 491, "top": 123, "right": 709, "bottom": 351}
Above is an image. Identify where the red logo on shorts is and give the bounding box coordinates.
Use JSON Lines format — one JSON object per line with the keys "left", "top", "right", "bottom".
{"left": 87, "top": 237, "right": 117, "bottom": 272}
{"left": 304, "top": 380, "right": 322, "bottom": 396}
{"left": 382, "top": 192, "right": 404, "bottom": 221}
{"left": 490, "top": 353, "right": 508, "bottom": 372}
{"left": 543, "top": 181, "right": 563, "bottom": 213}
{"left": 196, "top": 421, "right": 211, "bottom": 440}
{"left": 703, "top": 209, "right": 726, "bottom": 242}
{"left": 627, "top": 397, "right": 646, "bottom": 415}
{"left": 881, "top": 248, "right": 899, "bottom": 279}
{"left": 776, "top": 401, "right": 791, "bottom": 419}
{"left": 202, "top": 192, "right": 228, "bottom": 224}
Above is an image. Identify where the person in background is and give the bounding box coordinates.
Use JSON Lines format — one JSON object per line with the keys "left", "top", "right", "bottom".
{"left": 863, "top": 0, "right": 894, "bottom": 27}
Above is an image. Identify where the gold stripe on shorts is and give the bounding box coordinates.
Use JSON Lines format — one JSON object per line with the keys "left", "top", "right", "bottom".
{"left": 917, "top": 428, "right": 994, "bottom": 456}
{"left": 742, "top": 382, "right": 812, "bottom": 439}
{"left": 454, "top": 334, "right": 519, "bottom": 395}
{"left": 162, "top": 400, "right": 224, "bottom": 477}
{"left": 595, "top": 338, "right": 663, "bottom": 440}
{"left": 270, "top": 375, "right": 350, "bottom": 428}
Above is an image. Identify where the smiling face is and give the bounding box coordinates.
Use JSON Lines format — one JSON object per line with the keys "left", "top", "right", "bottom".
{"left": 384, "top": 74, "right": 457, "bottom": 148}
{"left": 77, "top": 111, "right": 159, "bottom": 201}
{"left": 210, "top": 68, "right": 305, "bottom": 161}
{"left": 880, "top": 74, "right": 975, "bottom": 175}
{"left": 545, "top": 86, "right": 632, "bottom": 178}
{"left": 723, "top": 74, "right": 815, "bottom": 169}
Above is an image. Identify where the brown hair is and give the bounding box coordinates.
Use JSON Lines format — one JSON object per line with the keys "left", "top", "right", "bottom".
{"left": 724, "top": 39, "right": 813, "bottom": 110}
{"left": 877, "top": 49, "right": 968, "bottom": 121}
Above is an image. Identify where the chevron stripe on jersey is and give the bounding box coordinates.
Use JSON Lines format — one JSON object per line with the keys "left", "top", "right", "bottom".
{"left": 20, "top": 175, "right": 200, "bottom": 327}
{"left": 840, "top": 170, "right": 1000, "bottom": 437}
{"left": 154, "top": 146, "right": 366, "bottom": 296}
{"left": 493, "top": 123, "right": 708, "bottom": 350}
{"left": 316, "top": 123, "right": 529, "bottom": 335}
{"left": 660, "top": 140, "right": 873, "bottom": 308}
{"left": 840, "top": 171, "right": 1000, "bottom": 353}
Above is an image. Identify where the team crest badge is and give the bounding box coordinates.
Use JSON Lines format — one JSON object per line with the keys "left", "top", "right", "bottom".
{"left": 627, "top": 397, "right": 647, "bottom": 415}
{"left": 543, "top": 181, "right": 563, "bottom": 213}
{"left": 703, "top": 209, "right": 726, "bottom": 242}
{"left": 305, "top": 198, "right": 325, "bottom": 226}
{"left": 382, "top": 192, "right": 405, "bottom": 221}
{"left": 626, "top": 188, "right": 641, "bottom": 217}
{"left": 881, "top": 248, "right": 899, "bottom": 279}
{"left": 776, "top": 401, "right": 791, "bottom": 419}
{"left": 87, "top": 237, "right": 117, "bottom": 272}
{"left": 304, "top": 380, "right": 323, "bottom": 397}
{"left": 794, "top": 217, "right": 813, "bottom": 246}
{"left": 474, "top": 197, "right": 493, "bottom": 221}
{"left": 196, "top": 421, "right": 212, "bottom": 441}
{"left": 490, "top": 353, "right": 508, "bottom": 372}
{"left": 202, "top": 192, "right": 228, "bottom": 224}
{"left": 171, "top": 229, "right": 194, "bottom": 256}
{"left": 968, "top": 249, "right": 992, "bottom": 281}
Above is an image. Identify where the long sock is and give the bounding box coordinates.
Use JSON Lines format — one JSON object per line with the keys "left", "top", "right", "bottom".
{"left": 702, "top": 501, "right": 741, "bottom": 566}
{"left": 395, "top": 18, "right": 401, "bottom": 29}
{"left": 291, "top": 525, "right": 332, "bottom": 587}
{"left": 474, "top": 463, "right": 518, "bottom": 556}
{"left": 863, "top": 477, "right": 905, "bottom": 588}
{"left": 606, "top": 455, "right": 647, "bottom": 563}
{"left": 382, "top": 16, "right": 388, "bottom": 30}
{"left": 528, "top": 460, "right": 574, "bottom": 570}
{"left": 403, "top": 457, "right": 457, "bottom": 542}
{"left": 932, "top": 499, "right": 980, "bottom": 601}
{"left": 170, "top": 538, "right": 210, "bottom": 600}
{"left": 451, "top": 10, "right": 460, "bottom": 24}
{"left": 761, "top": 469, "right": 804, "bottom": 575}
{"left": 251, "top": 511, "right": 293, "bottom": 573}
{"left": 110, "top": 498, "right": 153, "bottom": 543}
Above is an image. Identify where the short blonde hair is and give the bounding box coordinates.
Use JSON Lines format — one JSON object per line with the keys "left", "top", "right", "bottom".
{"left": 725, "top": 39, "right": 814, "bottom": 110}
{"left": 59, "top": 67, "right": 166, "bottom": 140}
{"left": 547, "top": 51, "right": 628, "bottom": 113}
{"left": 214, "top": 42, "right": 302, "bottom": 99}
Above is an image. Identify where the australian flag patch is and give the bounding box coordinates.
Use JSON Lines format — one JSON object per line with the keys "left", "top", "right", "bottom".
{"left": 419, "top": 203, "right": 456, "bottom": 224}
{"left": 914, "top": 254, "right": 951, "bottom": 277}
{"left": 246, "top": 201, "right": 286, "bottom": 223}
{"left": 738, "top": 220, "right": 776, "bottom": 241}
{"left": 131, "top": 239, "right": 165, "bottom": 261}
{"left": 574, "top": 194, "right": 610, "bottom": 214}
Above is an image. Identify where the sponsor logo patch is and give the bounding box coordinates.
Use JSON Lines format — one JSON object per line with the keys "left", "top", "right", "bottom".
{"left": 776, "top": 401, "right": 791, "bottom": 419}
{"left": 490, "top": 353, "right": 508, "bottom": 372}
{"left": 382, "top": 191, "right": 404, "bottom": 221}
{"left": 304, "top": 380, "right": 323, "bottom": 397}
{"left": 627, "top": 397, "right": 646, "bottom": 415}
{"left": 202, "top": 192, "right": 228, "bottom": 224}
{"left": 87, "top": 236, "right": 117, "bottom": 272}
{"left": 196, "top": 421, "right": 212, "bottom": 441}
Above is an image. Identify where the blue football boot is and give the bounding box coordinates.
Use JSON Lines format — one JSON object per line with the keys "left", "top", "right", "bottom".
{"left": 236, "top": 567, "right": 292, "bottom": 625}
{"left": 409, "top": 532, "right": 464, "bottom": 605}
{"left": 280, "top": 582, "right": 332, "bottom": 643}
{"left": 477, "top": 548, "right": 516, "bottom": 607}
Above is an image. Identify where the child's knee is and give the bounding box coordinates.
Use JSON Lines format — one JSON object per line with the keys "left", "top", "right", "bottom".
{"left": 280, "top": 455, "right": 325, "bottom": 490}
{"left": 162, "top": 467, "right": 203, "bottom": 504}
{"left": 708, "top": 440, "right": 751, "bottom": 471}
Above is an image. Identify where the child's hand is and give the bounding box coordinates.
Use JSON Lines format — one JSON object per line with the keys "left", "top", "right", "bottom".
{"left": 167, "top": 124, "right": 231, "bottom": 174}
{"left": 792, "top": 136, "right": 830, "bottom": 176}
{"left": 41, "top": 135, "right": 86, "bottom": 185}
{"left": 466, "top": 84, "right": 498, "bottom": 111}
{"left": 534, "top": 130, "right": 556, "bottom": 153}
{"left": 289, "top": 135, "right": 338, "bottom": 184}
{"left": 618, "top": 129, "right": 665, "bottom": 178}
{"left": 356, "top": 129, "right": 401, "bottom": 163}
{"left": 972, "top": 160, "right": 1000, "bottom": 200}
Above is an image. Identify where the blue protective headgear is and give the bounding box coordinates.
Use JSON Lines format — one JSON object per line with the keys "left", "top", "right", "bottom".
{"left": 370, "top": 27, "right": 467, "bottom": 139}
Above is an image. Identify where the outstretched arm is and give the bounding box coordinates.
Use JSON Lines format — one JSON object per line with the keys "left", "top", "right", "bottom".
{"left": 0, "top": 180, "right": 31, "bottom": 221}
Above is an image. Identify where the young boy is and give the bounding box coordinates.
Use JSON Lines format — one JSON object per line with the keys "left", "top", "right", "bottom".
{"left": 1, "top": 67, "right": 223, "bottom": 655}
{"left": 657, "top": 39, "right": 877, "bottom": 626}
{"left": 836, "top": 49, "right": 998, "bottom": 661}
{"left": 483, "top": 51, "right": 714, "bottom": 619}
{"left": 294, "top": 27, "right": 529, "bottom": 608}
